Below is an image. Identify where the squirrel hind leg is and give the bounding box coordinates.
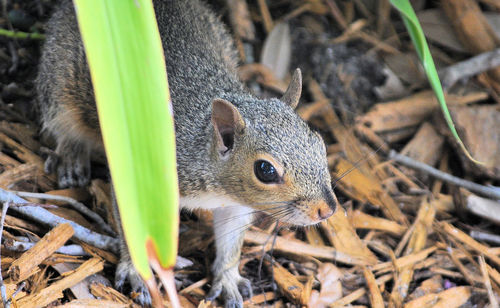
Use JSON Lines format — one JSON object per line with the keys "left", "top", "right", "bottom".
{"left": 45, "top": 138, "right": 91, "bottom": 188}
{"left": 115, "top": 250, "right": 152, "bottom": 307}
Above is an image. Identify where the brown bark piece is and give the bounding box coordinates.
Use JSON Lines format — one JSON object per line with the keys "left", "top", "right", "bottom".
{"left": 308, "top": 263, "right": 343, "bottom": 307}
{"left": 264, "top": 258, "right": 306, "bottom": 306}
{"left": 440, "top": 222, "right": 500, "bottom": 267}
{"left": 350, "top": 209, "right": 406, "bottom": 235}
{"left": 8, "top": 223, "right": 74, "bottom": 283}
{"left": 305, "top": 227, "right": 325, "bottom": 246}
{"left": 331, "top": 274, "right": 392, "bottom": 307}
{"left": 79, "top": 241, "right": 118, "bottom": 264}
{"left": 238, "top": 63, "right": 288, "bottom": 93}
{"left": 225, "top": 0, "right": 255, "bottom": 41}
{"left": 401, "top": 122, "right": 444, "bottom": 167}
{"left": 48, "top": 207, "right": 95, "bottom": 231}
{"left": 0, "top": 132, "right": 43, "bottom": 165}
{"left": 244, "top": 229, "right": 371, "bottom": 265}
{"left": 437, "top": 105, "right": 500, "bottom": 179}
{"left": 257, "top": 0, "right": 273, "bottom": 33}
{"left": 442, "top": 0, "right": 500, "bottom": 81}
{"left": 331, "top": 156, "right": 407, "bottom": 225}
{"left": 59, "top": 299, "right": 128, "bottom": 307}
{"left": 0, "top": 152, "right": 21, "bottom": 169}
{"left": 90, "top": 283, "right": 135, "bottom": 305}
{"left": 389, "top": 198, "right": 436, "bottom": 307}
{"left": 0, "top": 163, "right": 38, "bottom": 189}
{"left": 5, "top": 214, "right": 43, "bottom": 234}
{"left": 0, "top": 121, "right": 41, "bottom": 153}
{"left": 46, "top": 188, "right": 90, "bottom": 202}
{"left": 403, "top": 286, "right": 471, "bottom": 308}
{"left": 89, "top": 179, "right": 116, "bottom": 232}
{"left": 324, "top": 208, "right": 378, "bottom": 265}
{"left": 357, "top": 90, "right": 488, "bottom": 133}
{"left": 0, "top": 131, "right": 55, "bottom": 190}
{"left": 372, "top": 246, "right": 437, "bottom": 274}
{"left": 363, "top": 266, "right": 384, "bottom": 308}
{"left": 17, "top": 258, "right": 104, "bottom": 308}
{"left": 408, "top": 275, "right": 443, "bottom": 300}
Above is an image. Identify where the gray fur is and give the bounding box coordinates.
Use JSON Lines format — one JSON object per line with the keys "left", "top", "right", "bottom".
{"left": 36, "top": 0, "right": 336, "bottom": 306}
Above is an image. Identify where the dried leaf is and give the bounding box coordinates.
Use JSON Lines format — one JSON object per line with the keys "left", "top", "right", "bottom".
{"left": 260, "top": 21, "right": 291, "bottom": 80}
{"left": 308, "top": 263, "right": 343, "bottom": 307}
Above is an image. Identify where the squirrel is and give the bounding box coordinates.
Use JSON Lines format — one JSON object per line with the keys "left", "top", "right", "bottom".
{"left": 36, "top": 0, "right": 338, "bottom": 307}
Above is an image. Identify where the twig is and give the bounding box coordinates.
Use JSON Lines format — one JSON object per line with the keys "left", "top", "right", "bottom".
{"left": 470, "top": 231, "right": 500, "bottom": 246}
{"left": 4, "top": 241, "right": 89, "bottom": 256}
{"left": 389, "top": 151, "right": 500, "bottom": 200}
{"left": 0, "top": 202, "right": 10, "bottom": 308}
{"left": 11, "top": 282, "right": 25, "bottom": 300}
{"left": 0, "top": 188, "right": 119, "bottom": 254}
{"left": 325, "top": 0, "right": 347, "bottom": 30}
{"left": 13, "top": 191, "right": 116, "bottom": 236}
{"left": 0, "top": 28, "right": 45, "bottom": 40}
{"left": 466, "top": 194, "right": 500, "bottom": 225}
{"left": 439, "top": 48, "right": 500, "bottom": 90}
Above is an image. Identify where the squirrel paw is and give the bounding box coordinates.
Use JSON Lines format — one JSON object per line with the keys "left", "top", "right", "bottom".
{"left": 115, "top": 256, "right": 152, "bottom": 307}
{"left": 44, "top": 149, "right": 90, "bottom": 188}
{"left": 206, "top": 268, "right": 252, "bottom": 308}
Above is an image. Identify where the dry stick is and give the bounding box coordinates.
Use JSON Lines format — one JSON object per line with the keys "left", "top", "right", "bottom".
{"left": 13, "top": 190, "right": 116, "bottom": 236}
{"left": 479, "top": 255, "right": 499, "bottom": 308}
{"left": 439, "top": 48, "right": 500, "bottom": 90}
{"left": 389, "top": 151, "right": 500, "bottom": 200}
{"left": 470, "top": 231, "right": 500, "bottom": 246}
{"left": 0, "top": 188, "right": 119, "bottom": 253}
{"left": 5, "top": 240, "right": 88, "bottom": 256}
{"left": 0, "top": 202, "right": 10, "bottom": 308}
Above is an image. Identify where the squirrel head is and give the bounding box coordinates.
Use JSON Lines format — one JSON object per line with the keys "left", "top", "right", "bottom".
{"left": 210, "top": 69, "right": 337, "bottom": 226}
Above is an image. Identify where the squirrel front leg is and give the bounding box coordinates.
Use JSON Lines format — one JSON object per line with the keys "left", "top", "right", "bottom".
{"left": 207, "top": 206, "right": 254, "bottom": 308}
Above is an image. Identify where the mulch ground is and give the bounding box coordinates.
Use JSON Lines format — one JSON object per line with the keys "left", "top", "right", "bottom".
{"left": 0, "top": 0, "right": 499, "bottom": 307}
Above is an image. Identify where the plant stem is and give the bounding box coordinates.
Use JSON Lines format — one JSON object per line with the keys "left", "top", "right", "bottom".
{"left": 0, "top": 28, "right": 45, "bottom": 40}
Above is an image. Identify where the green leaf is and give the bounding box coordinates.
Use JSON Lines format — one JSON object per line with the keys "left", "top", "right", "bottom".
{"left": 390, "top": 0, "right": 483, "bottom": 164}
{"left": 73, "top": 0, "right": 179, "bottom": 284}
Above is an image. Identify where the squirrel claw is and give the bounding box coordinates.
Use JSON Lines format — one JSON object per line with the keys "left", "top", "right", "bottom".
{"left": 115, "top": 256, "right": 152, "bottom": 307}
{"left": 57, "top": 155, "right": 90, "bottom": 188}
{"left": 207, "top": 268, "right": 252, "bottom": 308}
{"left": 44, "top": 142, "right": 91, "bottom": 188}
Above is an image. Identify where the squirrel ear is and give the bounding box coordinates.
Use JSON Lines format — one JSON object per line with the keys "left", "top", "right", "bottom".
{"left": 211, "top": 99, "right": 245, "bottom": 157}
{"left": 280, "top": 68, "right": 302, "bottom": 110}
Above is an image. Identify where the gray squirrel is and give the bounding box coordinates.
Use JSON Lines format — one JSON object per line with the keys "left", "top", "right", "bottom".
{"left": 36, "top": 0, "right": 337, "bottom": 307}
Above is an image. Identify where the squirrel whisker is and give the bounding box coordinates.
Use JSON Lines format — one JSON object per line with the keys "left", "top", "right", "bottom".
{"left": 215, "top": 203, "right": 291, "bottom": 225}
{"left": 215, "top": 207, "right": 294, "bottom": 243}
{"left": 331, "top": 145, "right": 384, "bottom": 188}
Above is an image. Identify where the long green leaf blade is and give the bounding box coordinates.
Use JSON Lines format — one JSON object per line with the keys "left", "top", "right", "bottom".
{"left": 390, "top": 0, "right": 482, "bottom": 164}
{"left": 73, "top": 0, "right": 179, "bottom": 281}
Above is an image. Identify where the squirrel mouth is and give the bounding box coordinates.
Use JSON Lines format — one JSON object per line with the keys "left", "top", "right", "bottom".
{"left": 254, "top": 199, "right": 336, "bottom": 227}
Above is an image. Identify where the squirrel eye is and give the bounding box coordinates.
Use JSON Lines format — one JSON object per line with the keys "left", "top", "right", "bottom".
{"left": 254, "top": 160, "right": 280, "bottom": 184}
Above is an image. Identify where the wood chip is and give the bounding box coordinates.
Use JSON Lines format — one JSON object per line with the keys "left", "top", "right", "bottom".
{"left": 264, "top": 258, "right": 306, "bottom": 306}
{"left": 17, "top": 258, "right": 104, "bottom": 308}
{"left": 403, "top": 286, "right": 471, "bottom": 308}
{"left": 8, "top": 223, "right": 74, "bottom": 282}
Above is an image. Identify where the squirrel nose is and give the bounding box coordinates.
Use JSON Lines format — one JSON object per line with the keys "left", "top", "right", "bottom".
{"left": 317, "top": 204, "right": 334, "bottom": 220}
